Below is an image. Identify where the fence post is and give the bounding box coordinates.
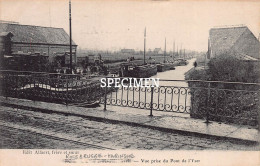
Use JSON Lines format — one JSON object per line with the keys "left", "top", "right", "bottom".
{"left": 66, "top": 79, "right": 68, "bottom": 106}
{"left": 16, "top": 74, "right": 18, "bottom": 98}
{"left": 149, "top": 86, "right": 154, "bottom": 117}
{"left": 205, "top": 82, "right": 211, "bottom": 124}
{"left": 33, "top": 75, "right": 36, "bottom": 102}
{"left": 104, "top": 77, "right": 107, "bottom": 111}
{"left": 5, "top": 75, "right": 8, "bottom": 99}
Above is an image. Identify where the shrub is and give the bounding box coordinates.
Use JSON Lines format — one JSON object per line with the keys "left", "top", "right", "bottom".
{"left": 186, "top": 54, "right": 260, "bottom": 126}
{"left": 208, "top": 54, "right": 259, "bottom": 84}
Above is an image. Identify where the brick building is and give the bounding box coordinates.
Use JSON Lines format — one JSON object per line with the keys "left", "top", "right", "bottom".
{"left": 208, "top": 26, "right": 260, "bottom": 60}
{"left": 0, "top": 22, "right": 77, "bottom": 65}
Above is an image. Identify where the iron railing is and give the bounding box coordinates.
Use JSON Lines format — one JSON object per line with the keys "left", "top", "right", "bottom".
{"left": 104, "top": 79, "right": 260, "bottom": 126}
{"left": 0, "top": 70, "right": 103, "bottom": 105}
{"left": 0, "top": 70, "right": 259, "bottom": 126}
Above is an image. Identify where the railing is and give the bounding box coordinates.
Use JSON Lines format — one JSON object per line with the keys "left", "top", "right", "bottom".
{"left": 103, "top": 79, "right": 260, "bottom": 126}
{"left": 0, "top": 70, "right": 82, "bottom": 79}
{"left": 0, "top": 70, "right": 259, "bottom": 126}
{"left": 0, "top": 70, "right": 103, "bottom": 105}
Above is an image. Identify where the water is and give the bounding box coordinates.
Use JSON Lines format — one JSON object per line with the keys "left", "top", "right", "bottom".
{"left": 151, "top": 58, "right": 196, "bottom": 86}
{"left": 107, "top": 58, "right": 196, "bottom": 112}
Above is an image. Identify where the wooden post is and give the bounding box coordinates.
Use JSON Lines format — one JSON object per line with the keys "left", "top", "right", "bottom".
{"left": 69, "top": 0, "right": 73, "bottom": 74}
{"left": 164, "top": 38, "right": 166, "bottom": 63}
{"left": 144, "top": 27, "right": 146, "bottom": 65}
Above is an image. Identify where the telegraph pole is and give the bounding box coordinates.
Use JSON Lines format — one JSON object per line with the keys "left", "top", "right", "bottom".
{"left": 164, "top": 38, "right": 166, "bottom": 63}
{"left": 144, "top": 27, "right": 146, "bottom": 65}
{"left": 173, "top": 40, "right": 175, "bottom": 61}
{"left": 205, "top": 38, "right": 210, "bottom": 69}
{"left": 176, "top": 45, "right": 178, "bottom": 58}
{"left": 49, "top": 2, "right": 52, "bottom": 27}
{"left": 180, "top": 44, "right": 182, "bottom": 58}
{"left": 69, "top": 0, "right": 73, "bottom": 74}
{"left": 184, "top": 48, "right": 185, "bottom": 60}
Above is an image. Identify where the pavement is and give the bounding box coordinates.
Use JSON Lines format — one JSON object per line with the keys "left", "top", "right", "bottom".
{"left": 0, "top": 96, "right": 259, "bottom": 144}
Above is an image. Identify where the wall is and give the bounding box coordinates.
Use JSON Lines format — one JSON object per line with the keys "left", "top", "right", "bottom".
{"left": 0, "top": 36, "right": 12, "bottom": 56}
{"left": 11, "top": 43, "right": 77, "bottom": 63}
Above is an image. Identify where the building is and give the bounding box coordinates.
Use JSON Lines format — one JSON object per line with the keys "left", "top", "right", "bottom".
{"left": 77, "top": 56, "right": 89, "bottom": 67}
{"left": 121, "top": 49, "right": 135, "bottom": 54}
{"left": 153, "top": 48, "right": 163, "bottom": 55}
{"left": 0, "top": 22, "right": 77, "bottom": 65}
{"left": 208, "top": 25, "right": 260, "bottom": 60}
{"left": 0, "top": 32, "right": 13, "bottom": 56}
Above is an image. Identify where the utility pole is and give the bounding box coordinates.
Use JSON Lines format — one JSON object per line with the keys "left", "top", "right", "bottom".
{"left": 144, "top": 27, "right": 146, "bottom": 65}
{"left": 184, "top": 48, "right": 185, "bottom": 60}
{"left": 176, "top": 45, "right": 178, "bottom": 58}
{"left": 180, "top": 44, "right": 182, "bottom": 58}
{"left": 49, "top": 2, "right": 52, "bottom": 27}
{"left": 205, "top": 38, "right": 210, "bottom": 69}
{"left": 173, "top": 40, "right": 175, "bottom": 61}
{"left": 69, "top": 0, "right": 73, "bottom": 74}
{"left": 164, "top": 38, "right": 166, "bottom": 63}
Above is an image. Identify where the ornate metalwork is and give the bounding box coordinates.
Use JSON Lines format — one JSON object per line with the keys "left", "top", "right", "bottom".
{"left": 0, "top": 70, "right": 103, "bottom": 105}
{"left": 0, "top": 70, "right": 259, "bottom": 126}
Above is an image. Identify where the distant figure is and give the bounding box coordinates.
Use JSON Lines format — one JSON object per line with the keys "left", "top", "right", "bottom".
{"left": 194, "top": 61, "right": 197, "bottom": 68}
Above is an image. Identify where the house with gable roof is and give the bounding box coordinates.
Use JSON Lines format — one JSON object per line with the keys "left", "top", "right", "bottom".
{"left": 208, "top": 25, "right": 260, "bottom": 61}
{"left": 0, "top": 22, "right": 77, "bottom": 64}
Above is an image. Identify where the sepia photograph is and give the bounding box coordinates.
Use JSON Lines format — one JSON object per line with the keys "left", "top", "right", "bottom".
{"left": 0, "top": 0, "right": 259, "bottom": 165}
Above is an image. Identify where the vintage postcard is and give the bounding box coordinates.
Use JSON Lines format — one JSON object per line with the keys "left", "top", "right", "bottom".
{"left": 0, "top": 0, "right": 259, "bottom": 165}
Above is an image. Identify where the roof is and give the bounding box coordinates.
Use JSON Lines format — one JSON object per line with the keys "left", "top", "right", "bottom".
{"left": 0, "top": 23, "right": 76, "bottom": 45}
{"left": 236, "top": 53, "right": 258, "bottom": 61}
{"left": 0, "top": 32, "right": 13, "bottom": 37}
{"left": 209, "top": 26, "right": 248, "bottom": 55}
{"left": 154, "top": 48, "right": 162, "bottom": 51}
{"left": 121, "top": 49, "right": 135, "bottom": 52}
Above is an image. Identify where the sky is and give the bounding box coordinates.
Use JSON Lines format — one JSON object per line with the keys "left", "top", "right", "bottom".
{"left": 1, "top": 0, "right": 260, "bottom": 52}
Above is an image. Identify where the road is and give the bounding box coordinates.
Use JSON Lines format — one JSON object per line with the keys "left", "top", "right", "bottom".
{"left": 0, "top": 105, "right": 257, "bottom": 150}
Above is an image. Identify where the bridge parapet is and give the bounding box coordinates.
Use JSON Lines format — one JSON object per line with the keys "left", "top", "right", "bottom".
{"left": 0, "top": 70, "right": 259, "bottom": 127}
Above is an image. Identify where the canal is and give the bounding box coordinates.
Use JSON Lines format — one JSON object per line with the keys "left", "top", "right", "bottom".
{"left": 107, "top": 58, "right": 196, "bottom": 112}
{"left": 151, "top": 58, "right": 196, "bottom": 86}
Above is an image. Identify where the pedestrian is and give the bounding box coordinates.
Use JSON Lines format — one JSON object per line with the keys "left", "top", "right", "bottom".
{"left": 194, "top": 61, "right": 197, "bottom": 68}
